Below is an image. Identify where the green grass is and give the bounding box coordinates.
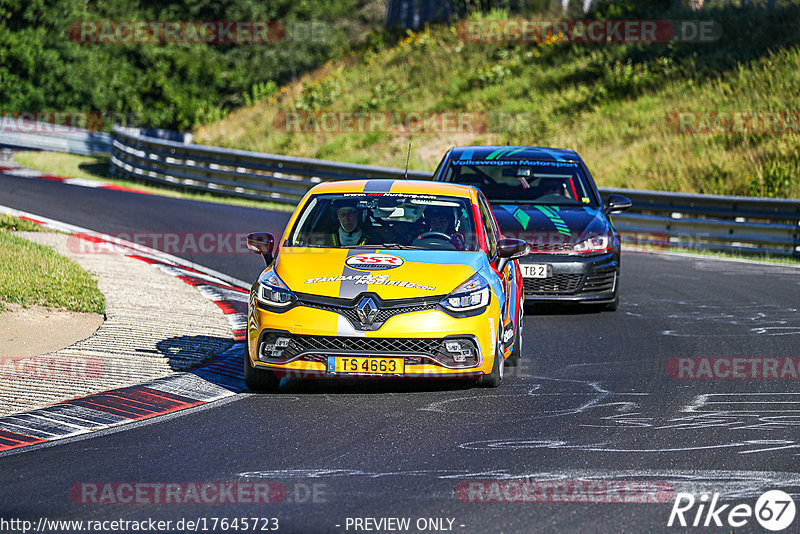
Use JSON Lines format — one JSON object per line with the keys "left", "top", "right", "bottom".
{"left": 0, "top": 231, "right": 105, "bottom": 314}
{"left": 0, "top": 214, "right": 46, "bottom": 232}
{"left": 195, "top": 2, "right": 800, "bottom": 199}
{"left": 12, "top": 151, "right": 293, "bottom": 212}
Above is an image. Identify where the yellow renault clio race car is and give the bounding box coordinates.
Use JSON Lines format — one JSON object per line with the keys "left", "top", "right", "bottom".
{"left": 244, "top": 179, "right": 528, "bottom": 390}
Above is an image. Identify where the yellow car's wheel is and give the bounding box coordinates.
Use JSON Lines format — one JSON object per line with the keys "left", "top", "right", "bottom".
{"left": 244, "top": 354, "right": 280, "bottom": 392}
{"left": 478, "top": 324, "right": 504, "bottom": 388}
{"left": 505, "top": 303, "right": 523, "bottom": 367}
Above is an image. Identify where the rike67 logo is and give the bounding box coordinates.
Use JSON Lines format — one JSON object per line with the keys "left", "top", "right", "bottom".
{"left": 668, "top": 490, "right": 796, "bottom": 531}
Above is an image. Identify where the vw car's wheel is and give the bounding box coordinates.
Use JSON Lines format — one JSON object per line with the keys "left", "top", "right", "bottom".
{"left": 605, "top": 287, "right": 620, "bottom": 311}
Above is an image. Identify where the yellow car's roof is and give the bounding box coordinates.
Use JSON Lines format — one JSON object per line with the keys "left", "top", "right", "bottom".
{"left": 306, "top": 179, "right": 477, "bottom": 199}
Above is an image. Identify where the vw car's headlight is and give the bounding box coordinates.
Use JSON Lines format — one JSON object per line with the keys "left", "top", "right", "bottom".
{"left": 256, "top": 270, "right": 296, "bottom": 307}
{"left": 572, "top": 233, "right": 611, "bottom": 254}
{"left": 441, "top": 273, "right": 490, "bottom": 312}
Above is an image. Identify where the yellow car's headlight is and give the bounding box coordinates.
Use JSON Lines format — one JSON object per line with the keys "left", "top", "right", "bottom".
{"left": 441, "top": 273, "right": 490, "bottom": 312}
{"left": 256, "top": 270, "right": 296, "bottom": 307}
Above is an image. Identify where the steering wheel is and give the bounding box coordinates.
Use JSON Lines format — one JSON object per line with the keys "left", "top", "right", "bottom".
{"left": 536, "top": 193, "right": 569, "bottom": 203}
{"left": 418, "top": 231, "right": 451, "bottom": 241}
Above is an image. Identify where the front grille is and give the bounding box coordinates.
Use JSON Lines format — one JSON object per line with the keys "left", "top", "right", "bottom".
{"left": 294, "top": 335, "right": 439, "bottom": 354}
{"left": 523, "top": 273, "right": 583, "bottom": 295}
{"left": 527, "top": 243, "right": 574, "bottom": 253}
{"left": 297, "top": 294, "right": 441, "bottom": 330}
{"left": 581, "top": 270, "right": 616, "bottom": 293}
{"left": 258, "top": 332, "right": 479, "bottom": 368}
{"left": 307, "top": 303, "right": 439, "bottom": 326}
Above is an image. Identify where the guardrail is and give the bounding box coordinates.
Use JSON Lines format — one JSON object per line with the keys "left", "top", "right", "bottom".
{"left": 3, "top": 123, "right": 797, "bottom": 257}
{"left": 110, "top": 126, "right": 429, "bottom": 204}
{"left": 110, "top": 127, "right": 799, "bottom": 257}
{"left": 0, "top": 118, "right": 110, "bottom": 156}
{"left": 603, "top": 188, "right": 800, "bottom": 257}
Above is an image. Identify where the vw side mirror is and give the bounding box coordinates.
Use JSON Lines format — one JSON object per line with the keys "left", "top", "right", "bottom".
{"left": 604, "top": 194, "right": 632, "bottom": 214}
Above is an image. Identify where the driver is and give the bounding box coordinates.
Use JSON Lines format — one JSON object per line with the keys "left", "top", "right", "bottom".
{"left": 329, "top": 199, "right": 373, "bottom": 247}
{"left": 417, "top": 205, "right": 465, "bottom": 250}
{"left": 538, "top": 179, "right": 566, "bottom": 198}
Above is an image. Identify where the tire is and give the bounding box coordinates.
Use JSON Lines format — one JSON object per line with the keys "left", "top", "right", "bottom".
{"left": 505, "top": 304, "right": 523, "bottom": 367}
{"left": 478, "top": 324, "right": 504, "bottom": 388}
{"left": 244, "top": 353, "right": 280, "bottom": 392}
{"left": 604, "top": 288, "right": 619, "bottom": 312}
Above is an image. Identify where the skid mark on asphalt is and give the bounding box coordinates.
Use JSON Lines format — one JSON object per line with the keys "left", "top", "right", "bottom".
{"left": 422, "top": 376, "right": 612, "bottom": 416}
{"left": 654, "top": 300, "right": 800, "bottom": 337}
{"left": 458, "top": 437, "right": 800, "bottom": 455}
{"left": 236, "top": 468, "right": 800, "bottom": 499}
{"left": 685, "top": 392, "right": 800, "bottom": 413}
{"left": 588, "top": 393, "right": 800, "bottom": 432}
{"left": 662, "top": 393, "right": 800, "bottom": 431}
{"left": 421, "top": 375, "right": 800, "bottom": 455}
{"left": 419, "top": 375, "right": 648, "bottom": 428}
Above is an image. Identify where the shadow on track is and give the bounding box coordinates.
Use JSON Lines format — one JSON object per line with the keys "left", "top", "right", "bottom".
{"left": 524, "top": 303, "right": 610, "bottom": 316}
{"left": 271, "top": 377, "right": 475, "bottom": 395}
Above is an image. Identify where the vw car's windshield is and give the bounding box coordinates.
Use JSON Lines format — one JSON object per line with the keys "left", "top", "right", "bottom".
{"left": 288, "top": 192, "right": 479, "bottom": 251}
{"left": 440, "top": 159, "right": 599, "bottom": 207}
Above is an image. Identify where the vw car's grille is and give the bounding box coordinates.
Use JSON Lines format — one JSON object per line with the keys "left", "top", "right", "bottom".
{"left": 258, "top": 332, "right": 480, "bottom": 369}
{"left": 581, "top": 270, "right": 616, "bottom": 293}
{"left": 527, "top": 243, "right": 574, "bottom": 253}
{"left": 523, "top": 273, "right": 583, "bottom": 295}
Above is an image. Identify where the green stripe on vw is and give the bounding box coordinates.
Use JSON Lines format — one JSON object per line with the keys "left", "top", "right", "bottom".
{"left": 535, "top": 205, "right": 572, "bottom": 236}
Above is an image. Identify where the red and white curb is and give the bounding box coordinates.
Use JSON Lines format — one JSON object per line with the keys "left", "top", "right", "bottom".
{"left": 0, "top": 205, "right": 253, "bottom": 454}
{"left": 0, "top": 165, "right": 150, "bottom": 195}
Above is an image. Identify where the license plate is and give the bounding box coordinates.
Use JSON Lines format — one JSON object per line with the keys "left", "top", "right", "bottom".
{"left": 520, "top": 264, "right": 551, "bottom": 278}
{"left": 327, "top": 356, "right": 404, "bottom": 375}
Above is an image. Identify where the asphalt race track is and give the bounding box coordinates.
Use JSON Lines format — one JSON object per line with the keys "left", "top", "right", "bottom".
{"left": 2, "top": 171, "right": 800, "bottom": 533}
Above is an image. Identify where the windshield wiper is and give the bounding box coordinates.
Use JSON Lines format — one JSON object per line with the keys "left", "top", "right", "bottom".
{"left": 378, "top": 243, "right": 426, "bottom": 249}
{"left": 339, "top": 244, "right": 426, "bottom": 249}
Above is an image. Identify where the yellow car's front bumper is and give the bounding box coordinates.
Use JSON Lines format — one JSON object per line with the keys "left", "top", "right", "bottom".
{"left": 247, "top": 299, "right": 504, "bottom": 379}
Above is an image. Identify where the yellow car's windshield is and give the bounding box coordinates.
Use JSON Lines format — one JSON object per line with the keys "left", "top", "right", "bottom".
{"left": 288, "top": 193, "right": 479, "bottom": 251}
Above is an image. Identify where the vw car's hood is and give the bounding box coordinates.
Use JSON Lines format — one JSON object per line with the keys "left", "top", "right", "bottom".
{"left": 492, "top": 204, "right": 609, "bottom": 245}
{"left": 276, "top": 248, "right": 485, "bottom": 299}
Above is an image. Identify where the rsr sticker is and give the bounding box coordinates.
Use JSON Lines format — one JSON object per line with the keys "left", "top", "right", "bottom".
{"left": 345, "top": 253, "right": 404, "bottom": 271}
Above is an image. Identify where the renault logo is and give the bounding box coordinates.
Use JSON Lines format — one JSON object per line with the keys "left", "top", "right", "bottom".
{"left": 356, "top": 297, "right": 379, "bottom": 325}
